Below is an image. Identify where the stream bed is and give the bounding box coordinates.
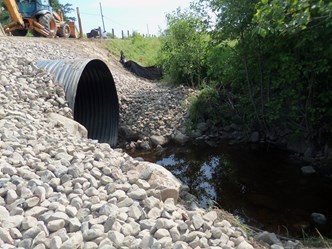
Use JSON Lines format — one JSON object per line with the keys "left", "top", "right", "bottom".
{"left": 126, "top": 142, "right": 332, "bottom": 239}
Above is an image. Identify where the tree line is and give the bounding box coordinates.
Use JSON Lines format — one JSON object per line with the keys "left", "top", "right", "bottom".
{"left": 158, "top": 0, "right": 332, "bottom": 148}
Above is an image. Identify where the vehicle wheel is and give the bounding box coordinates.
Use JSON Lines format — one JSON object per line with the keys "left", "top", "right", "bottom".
{"left": 58, "top": 23, "right": 71, "bottom": 38}
{"left": 38, "top": 13, "right": 57, "bottom": 37}
{"left": 11, "top": 29, "right": 27, "bottom": 36}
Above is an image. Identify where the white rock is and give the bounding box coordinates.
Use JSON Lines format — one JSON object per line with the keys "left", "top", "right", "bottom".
{"left": 128, "top": 188, "right": 147, "bottom": 200}
{"left": 0, "top": 227, "right": 14, "bottom": 244}
{"left": 108, "top": 231, "right": 124, "bottom": 247}
{"left": 60, "top": 231, "right": 83, "bottom": 249}
{"left": 83, "top": 229, "right": 104, "bottom": 241}
{"left": 6, "top": 189, "right": 18, "bottom": 204}
{"left": 48, "top": 113, "right": 87, "bottom": 139}
{"left": 3, "top": 215, "right": 24, "bottom": 229}
{"left": 128, "top": 205, "right": 142, "bottom": 220}
{"left": 192, "top": 214, "right": 204, "bottom": 230}
{"left": 47, "top": 220, "right": 65, "bottom": 232}
{"left": 154, "top": 228, "right": 170, "bottom": 239}
{"left": 0, "top": 206, "right": 10, "bottom": 221}
{"left": 50, "top": 236, "right": 62, "bottom": 249}
{"left": 237, "top": 240, "right": 254, "bottom": 249}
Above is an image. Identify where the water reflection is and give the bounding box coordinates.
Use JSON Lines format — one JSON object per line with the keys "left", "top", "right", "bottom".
{"left": 158, "top": 154, "right": 219, "bottom": 206}
{"left": 127, "top": 142, "right": 332, "bottom": 238}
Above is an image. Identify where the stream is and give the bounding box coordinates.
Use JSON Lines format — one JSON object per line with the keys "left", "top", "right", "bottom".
{"left": 126, "top": 142, "right": 332, "bottom": 239}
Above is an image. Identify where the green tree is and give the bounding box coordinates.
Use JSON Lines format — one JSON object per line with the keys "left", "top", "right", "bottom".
{"left": 157, "top": 0, "right": 332, "bottom": 147}
{"left": 0, "top": 0, "right": 10, "bottom": 24}
{"left": 159, "top": 8, "right": 209, "bottom": 87}
{"left": 50, "top": 0, "right": 76, "bottom": 21}
{"left": 202, "top": 0, "right": 332, "bottom": 143}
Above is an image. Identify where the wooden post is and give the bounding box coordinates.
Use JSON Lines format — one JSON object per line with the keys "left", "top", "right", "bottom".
{"left": 127, "top": 30, "right": 130, "bottom": 38}
{"left": 76, "top": 7, "right": 83, "bottom": 38}
{"left": 112, "top": 29, "right": 115, "bottom": 39}
{"left": 121, "top": 30, "right": 124, "bottom": 39}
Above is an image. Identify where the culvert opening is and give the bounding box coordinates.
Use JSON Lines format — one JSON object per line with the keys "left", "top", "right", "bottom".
{"left": 36, "top": 59, "right": 119, "bottom": 147}
{"left": 74, "top": 60, "right": 119, "bottom": 147}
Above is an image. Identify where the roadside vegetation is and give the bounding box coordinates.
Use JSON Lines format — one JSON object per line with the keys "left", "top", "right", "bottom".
{"left": 157, "top": 0, "right": 332, "bottom": 150}
{"left": 105, "top": 32, "right": 161, "bottom": 66}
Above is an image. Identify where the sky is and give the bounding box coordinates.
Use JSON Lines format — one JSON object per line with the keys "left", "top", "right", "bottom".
{"left": 63, "top": 0, "right": 192, "bottom": 37}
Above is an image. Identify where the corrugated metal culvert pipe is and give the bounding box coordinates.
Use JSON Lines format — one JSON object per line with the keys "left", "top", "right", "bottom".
{"left": 36, "top": 59, "right": 119, "bottom": 147}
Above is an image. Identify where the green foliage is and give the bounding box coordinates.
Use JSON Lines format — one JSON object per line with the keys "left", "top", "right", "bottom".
{"left": 158, "top": 8, "right": 209, "bottom": 87}
{"left": 254, "top": 0, "right": 332, "bottom": 36}
{"left": 50, "top": 0, "right": 75, "bottom": 22}
{"left": 0, "top": 0, "right": 10, "bottom": 24}
{"left": 189, "top": 86, "right": 223, "bottom": 125}
{"left": 207, "top": 0, "right": 259, "bottom": 39}
{"left": 105, "top": 34, "right": 161, "bottom": 66}
{"left": 159, "top": 0, "right": 332, "bottom": 144}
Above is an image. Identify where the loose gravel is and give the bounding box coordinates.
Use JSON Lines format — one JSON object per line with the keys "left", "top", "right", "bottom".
{"left": 0, "top": 37, "right": 260, "bottom": 249}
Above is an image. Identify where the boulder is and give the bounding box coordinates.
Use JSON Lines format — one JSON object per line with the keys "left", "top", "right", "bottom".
{"left": 136, "top": 162, "right": 182, "bottom": 203}
{"left": 173, "top": 130, "right": 189, "bottom": 145}
{"left": 48, "top": 113, "right": 87, "bottom": 138}
{"left": 150, "top": 135, "right": 169, "bottom": 146}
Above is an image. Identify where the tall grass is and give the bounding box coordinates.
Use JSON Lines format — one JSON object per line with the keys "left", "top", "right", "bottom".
{"left": 105, "top": 32, "right": 161, "bottom": 66}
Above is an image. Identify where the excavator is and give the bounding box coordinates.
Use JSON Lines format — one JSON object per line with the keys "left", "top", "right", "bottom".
{"left": 3, "top": 0, "right": 76, "bottom": 38}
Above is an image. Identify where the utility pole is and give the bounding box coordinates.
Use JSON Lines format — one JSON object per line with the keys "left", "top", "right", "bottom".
{"left": 99, "top": 2, "right": 106, "bottom": 33}
{"left": 76, "top": 7, "right": 83, "bottom": 38}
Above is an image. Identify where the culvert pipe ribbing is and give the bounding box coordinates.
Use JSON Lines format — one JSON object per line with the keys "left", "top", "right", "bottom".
{"left": 35, "top": 59, "right": 119, "bottom": 147}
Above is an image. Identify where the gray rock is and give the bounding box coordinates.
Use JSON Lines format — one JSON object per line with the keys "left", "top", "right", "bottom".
{"left": 47, "top": 220, "right": 65, "bottom": 232}
{"left": 0, "top": 227, "right": 14, "bottom": 244}
{"left": 270, "top": 244, "right": 284, "bottom": 249}
{"left": 310, "top": 212, "right": 327, "bottom": 225}
{"left": 150, "top": 135, "right": 169, "bottom": 146}
{"left": 173, "top": 130, "right": 189, "bottom": 145}
{"left": 6, "top": 189, "right": 18, "bottom": 204}
{"left": 139, "top": 234, "right": 155, "bottom": 248}
{"left": 128, "top": 188, "right": 147, "bottom": 200}
{"left": 48, "top": 113, "right": 87, "bottom": 139}
{"left": 83, "top": 229, "right": 104, "bottom": 241}
{"left": 128, "top": 205, "right": 142, "bottom": 220}
{"left": 22, "top": 226, "right": 41, "bottom": 239}
{"left": 154, "top": 228, "right": 170, "bottom": 239}
{"left": 60, "top": 231, "right": 83, "bottom": 249}
{"left": 169, "top": 226, "right": 180, "bottom": 242}
{"left": 254, "top": 231, "right": 282, "bottom": 246}
{"left": 301, "top": 166, "right": 316, "bottom": 175}
{"left": 3, "top": 215, "right": 24, "bottom": 229}
{"left": 50, "top": 236, "right": 62, "bottom": 249}
{"left": 237, "top": 240, "right": 254, "bottom": 249}
{"left": 9, "top": 227, "right": 22, "bottom": 239}
{"left": 192, "top": 214, "right": 204, "bottom": 230}
{"left": 0, "top": 206, "right": 10, "bottom": 221}
{"left": 108, "top": 231, "right": 124, "bottom": 247}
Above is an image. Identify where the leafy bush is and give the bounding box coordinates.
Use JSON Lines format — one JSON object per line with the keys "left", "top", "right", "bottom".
{"left": 158, "top": 8, "right": 209, "bottom": 87}
{"left": 161, "top": 0, "right": 332, "bottom": 145}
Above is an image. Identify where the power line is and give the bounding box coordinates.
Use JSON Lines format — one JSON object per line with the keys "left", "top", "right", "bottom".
{"left": 80, "top": 12, "right": 99, "bottom": 16}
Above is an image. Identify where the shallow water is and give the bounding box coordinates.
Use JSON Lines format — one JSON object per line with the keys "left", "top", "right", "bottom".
{"left": 127, "top": 142, "right": 332, "bottom": 238}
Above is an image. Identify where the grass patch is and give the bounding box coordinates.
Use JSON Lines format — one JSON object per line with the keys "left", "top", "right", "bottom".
{"left": 105, "top": 33, "right": 161, "bottom": 66}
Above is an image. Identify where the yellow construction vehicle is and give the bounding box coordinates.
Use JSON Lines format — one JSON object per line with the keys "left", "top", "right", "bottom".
{"left": 3, "top": 0, "right": 77, "bottom": 38}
